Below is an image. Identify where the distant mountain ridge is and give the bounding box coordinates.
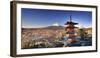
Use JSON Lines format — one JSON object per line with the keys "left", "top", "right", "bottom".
{"left": 22, "top": 26, "right": 92, "bottom": 30}
{"left": 22, "top": 25, "right": 65, "bottom": 30}
{"left": 45, "top": 26, "right": 64, "bottom": 29}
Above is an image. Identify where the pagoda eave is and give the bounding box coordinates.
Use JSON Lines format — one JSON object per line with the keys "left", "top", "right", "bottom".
{"left": 65, "top": 22, "right": 78, "bottom": 25}
{"left": 66, "top": 27, "right": 78, "bottom": 28}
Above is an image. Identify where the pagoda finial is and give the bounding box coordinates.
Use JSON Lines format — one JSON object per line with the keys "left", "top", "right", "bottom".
{"left": 69, "top": 16, "right": 72, "bottom": 22}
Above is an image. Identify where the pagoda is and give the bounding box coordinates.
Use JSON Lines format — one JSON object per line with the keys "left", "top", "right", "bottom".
{"left": 65, "top": 16, "right": 78, "bottom": 38}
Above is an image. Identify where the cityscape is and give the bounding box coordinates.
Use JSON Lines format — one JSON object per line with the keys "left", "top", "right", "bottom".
{"left": 21, "top": 8, "right": 92, "bottom": 49}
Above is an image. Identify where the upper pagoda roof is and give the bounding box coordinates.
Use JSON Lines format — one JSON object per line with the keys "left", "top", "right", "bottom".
{"left": 65, "top": 16, "right": 78, "bottom": 25}
{"left": 65, "top": 21, "right": 78, "bottom": 25}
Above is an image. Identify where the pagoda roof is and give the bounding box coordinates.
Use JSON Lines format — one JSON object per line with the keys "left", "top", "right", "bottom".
{"left": 65, "top": 26, "right": 78, "bottom": 28}
{"left": 65, "top": 16, "right": 78, "bottom": 25}
{"left": 65, "top": 21, "right": 78, "bottom": 25}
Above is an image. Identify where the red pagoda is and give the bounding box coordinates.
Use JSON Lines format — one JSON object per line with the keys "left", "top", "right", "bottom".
{"left": 65, "top": 16, "right": 78, "bottom": 38}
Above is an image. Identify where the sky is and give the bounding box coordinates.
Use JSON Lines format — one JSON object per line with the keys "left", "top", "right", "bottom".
{"left": 21, "top": 8, "right": 92, "bottom": 28}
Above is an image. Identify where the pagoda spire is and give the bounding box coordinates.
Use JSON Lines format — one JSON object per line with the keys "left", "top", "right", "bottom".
{"left": 69, "top": 16, "right": 72, "bottom": 22}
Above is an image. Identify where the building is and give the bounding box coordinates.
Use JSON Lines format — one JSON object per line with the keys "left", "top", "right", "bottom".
{"left": 65, "top": 16, "right": 78, "bottom": 38}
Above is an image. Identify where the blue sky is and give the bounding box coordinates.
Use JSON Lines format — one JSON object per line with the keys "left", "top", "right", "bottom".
{"left": 21, "top": 8, "right": 92, "bottom": 28}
